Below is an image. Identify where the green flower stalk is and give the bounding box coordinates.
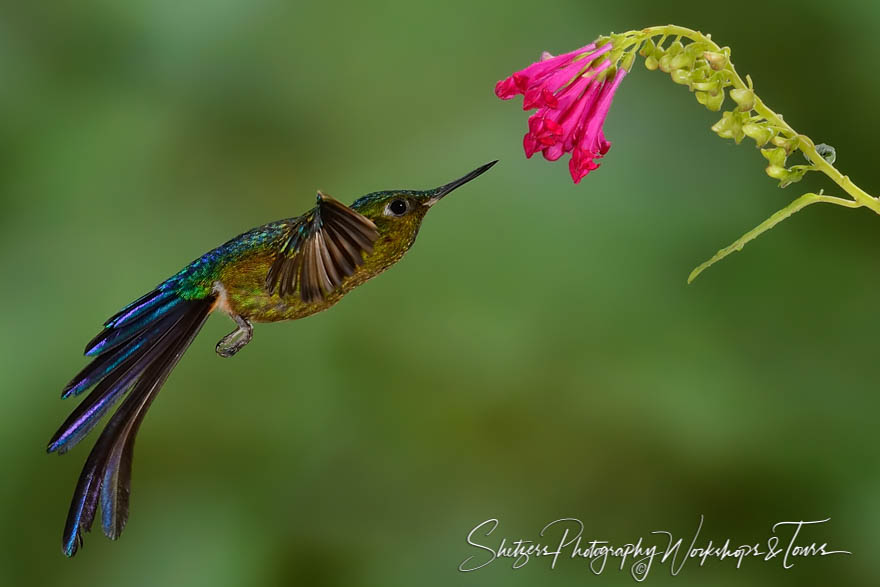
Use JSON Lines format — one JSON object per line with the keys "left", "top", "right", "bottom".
{"left": 496, "top": 25, "right": 880, "bottom": 282}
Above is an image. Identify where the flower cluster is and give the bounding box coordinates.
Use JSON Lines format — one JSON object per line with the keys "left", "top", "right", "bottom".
{"left": 641, "top": 36, "right": 808, "bottom": 187}
{"left": 494, "top": 25, "right": 878, "bottom": 283}
{"left": 495, "top": 42, "right": 627, "bottom": 183}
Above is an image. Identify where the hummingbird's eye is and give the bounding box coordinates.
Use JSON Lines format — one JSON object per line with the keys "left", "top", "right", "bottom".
{"left": 386, "top": 199, "right": 409, "bottom": 217}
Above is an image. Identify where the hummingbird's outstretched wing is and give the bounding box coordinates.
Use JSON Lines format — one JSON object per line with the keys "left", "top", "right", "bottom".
{"left": 266, "top": 192, "right": 378, "bottom": 303}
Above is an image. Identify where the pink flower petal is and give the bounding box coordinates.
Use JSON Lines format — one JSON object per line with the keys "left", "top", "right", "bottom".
{"left": 569, "top": 150, "right": 601, "bottom": 183}
{"left": 494, "top": 76, "right": 520, "bottom": 100}
{"left": 494, "top": 43, "right": 597, "bottom": 100}
{"left": 578, "top": 68, "right": 627, "bottom": 154}
{"left": 496, "top": 40, "right": 627, "bottom": 184}
{"left": 523, "top": 133, "right": 539, "bottom": 158}
{"left": 543, "top": 143, "right": 565, "bottom": 161}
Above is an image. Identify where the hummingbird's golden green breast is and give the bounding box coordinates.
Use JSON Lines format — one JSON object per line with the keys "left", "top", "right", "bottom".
{"left": 215, "top": 229, "right": 415, "bottom": 323}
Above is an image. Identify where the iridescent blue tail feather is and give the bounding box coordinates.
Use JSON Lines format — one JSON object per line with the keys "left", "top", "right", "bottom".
{"left": 49, "top": 288, "right": 215, "bottom": 556}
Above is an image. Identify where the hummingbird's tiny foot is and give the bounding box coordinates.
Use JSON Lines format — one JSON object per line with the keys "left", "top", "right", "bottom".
{"left": 215, "top": 315, "right": 253, "bottom": 358}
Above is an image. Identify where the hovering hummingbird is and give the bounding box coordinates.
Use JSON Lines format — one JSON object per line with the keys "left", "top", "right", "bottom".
{"left": 48, "top": 160, "right": 497, "bottom": 556}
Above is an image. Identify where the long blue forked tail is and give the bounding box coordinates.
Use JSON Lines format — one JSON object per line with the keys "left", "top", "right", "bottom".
{"left": 48, "top": 286, "right": 215, "bottom": 556}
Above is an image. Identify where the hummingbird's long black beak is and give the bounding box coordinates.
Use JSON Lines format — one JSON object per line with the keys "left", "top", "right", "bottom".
{"left": 424, "top": 160, "right": 498, "bottom": 206}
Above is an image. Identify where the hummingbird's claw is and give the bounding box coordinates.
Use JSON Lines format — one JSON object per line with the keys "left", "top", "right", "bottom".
{"left": 216, "top": 315, "right": 254, "bottom": 358}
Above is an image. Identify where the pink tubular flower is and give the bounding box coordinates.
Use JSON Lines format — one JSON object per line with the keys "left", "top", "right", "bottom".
{"left": 495, "top": 41, "right": 627, "bottom": 184}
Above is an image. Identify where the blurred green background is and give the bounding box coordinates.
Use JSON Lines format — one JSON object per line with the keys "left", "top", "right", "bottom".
{"left": 2, "top": 0, "right": 878, "bottom": 585}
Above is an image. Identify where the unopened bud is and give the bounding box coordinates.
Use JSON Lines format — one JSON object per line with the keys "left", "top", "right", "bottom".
{"left": 689, "top": 64, "right": 711, "bottom": 84}
{"left": 711, "top": 112, "right": 733, "bottom": 134}
{"left": 658, "top": 41, "right": 684, "bottom": 72}
{"left": 729, "top": 88, "right": 755, "bottom": 111}
{"left": 712, "top": 125, "right": 735, "bottom": 140}
{"left": 765, "top": 164, "right": 807, "bottom": 187}
{"left": 670, "top": 69, "right": 691, "bottom": 85}
{"left": 685, "top": 42, "right": 710, "bottom": 62}
{"left": 691, "top": 79, "right": 713, "bottom": 92}
{"left": 645, "top": 55, "right": 659, "bottom": 70}
{"left": 771, "top": 135, "right": 799, "bottom": 153}
{"left": 705, "top": 90, "right": 725, "bottom": 111}
{"left": 765, "top": 165, "right": 787, "bottom": 180}
{"left": 742, "top": 123, "right": 773, "bottom": 146}
{"left": 703, "top": 51, "right": 728, "bottom": 70}
{"left": 779, "top": 166, "right": 808, "bottom": 188}
{"left": 669, "top": 52, "right": 693, "bottom": 70}
{"left": 711, "top": 111, "right": 748, "bottom": 142}
{"left": 761, "top": 147, "right": 787, "bottom": 167}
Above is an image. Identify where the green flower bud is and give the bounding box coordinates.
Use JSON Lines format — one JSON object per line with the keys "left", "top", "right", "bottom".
{"left": 670, "top": 69, "right": 691, "bottom": 85}
{"left": 711, "top": 111, "right": 732, "bottom": 131}
{"left": 639, "top": 38, "right": 656, "bottom": 58}
{"left": 692, "top": 79, "right": 720, "bottom": 93}
{"left": 690, "top": 62, "right": 710, "bottom": 79}
{"left": 711, "top": 111, "right": 748, "bottom": 142}
{"left": 645, "top": 55, "right": 659, "bottom": 70}
{"left": 783, "top": 138, "right": 800, "bottom": 153}
{"left": 765, "top": 165, "right": 787, "bottom": 180}
{"left": 705, "top": 89, "right": 725, "bottom": 111}
{"left": 729, "top": 88, "right": 755, "bottom": 111}
{"left": 685, "top": 42, "right": 710, "bottom": 62}
{"left": 651, "top": 43, "right": 665, "bottom": 60}
{"left": 703, "top": 51, "right": 728, "bottom": 70}
{"left": 771, "top": 134, "right": 799, "bottom": 153}
{"left": 711, "top": 115, "right": 734, "bottom": 139}
{"left": 658, "top": 40, "right": 684, "bottom": 72}
{"left": 669, "top": 51, "right": 694, "bottom": 70}
{"left": 761, "top": 147, "right": 787, "bottom": 167}
{"left": 742, "top": 123, "right": 773, "bottom": 146}
{"left": 763, "top": 163, "right": 807, "bottom": 188}
{"left": 779, "top": 165, "right": 808, "bottom": 188}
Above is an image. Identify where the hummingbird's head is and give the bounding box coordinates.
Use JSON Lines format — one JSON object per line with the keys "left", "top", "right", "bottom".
{"left": 350, "top": 160, "right": 497, "bottom": 256}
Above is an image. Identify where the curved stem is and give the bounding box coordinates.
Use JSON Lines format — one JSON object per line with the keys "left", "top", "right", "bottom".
{"left": 688, "top": 193, "right": 861, "bottom": 283}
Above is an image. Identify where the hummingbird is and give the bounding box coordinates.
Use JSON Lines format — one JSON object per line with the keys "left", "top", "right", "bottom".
{"left": 48, "top": 160, "right": 497, "bottom": 556}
